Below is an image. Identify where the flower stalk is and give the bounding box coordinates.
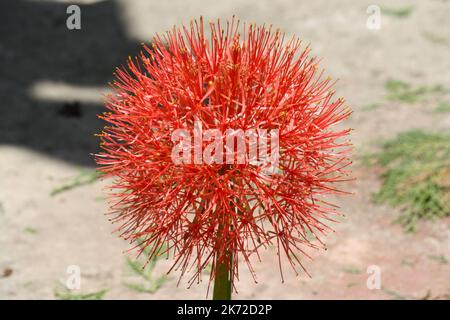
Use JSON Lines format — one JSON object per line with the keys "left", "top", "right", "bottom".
{"left": 213, "top": 250, "right": 232, "bottom": 300}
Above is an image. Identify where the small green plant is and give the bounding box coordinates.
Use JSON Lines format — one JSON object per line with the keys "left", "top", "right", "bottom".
{"left": 382, "top": 6, "right": 413, "bottom": 18}
{"left": 427, "top": 255, "right": 448, "bottom": 265}
{"left": 382, "top": 287, "right": 409, "bottom": 300}
{"left": 54, "top": 287, "right": 107, "bottom": 300}
{"left": 343, "top": 266, "right": 362, "bottom": 275}
{"left": 436, "top": 101, "right": 450, "bottom": 113}
{"left": 124, "top": 239, "right": 169, "bottom": 293}
{"left": 385, "top": 80, "right": 444, "bottom": 103}
{"left": 400, "top": 259, "right": 416, "bottom": 267}
{"left": 369, "top": 130, "right": 450, "bottom": 232}
{"left": 422, "top": 32, "right": 449, "bottom": 45}
{"left": 362, "top": 103, "right": 381, "bottom": 112}
{"left": 51, "top": 170, "right": 101, "bottom": 196}
{"left": 24, "top": 227, "right": 38, "bottom": 234}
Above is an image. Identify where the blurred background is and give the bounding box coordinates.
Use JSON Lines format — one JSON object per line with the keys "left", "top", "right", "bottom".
{"left": 0, "top": 0, "right": 449, "bottom": 299}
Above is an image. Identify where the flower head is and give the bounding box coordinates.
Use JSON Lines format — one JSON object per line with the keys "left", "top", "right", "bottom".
{"left": 96, "top": 17, "right": 352, "bottom": 289}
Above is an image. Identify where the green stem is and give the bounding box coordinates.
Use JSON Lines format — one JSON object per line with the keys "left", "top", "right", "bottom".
{"left": 212, "top": 250, "right": 232, "bottom": 300}
{"left": 213, "top": 174, "right": 234, "bottom": 300}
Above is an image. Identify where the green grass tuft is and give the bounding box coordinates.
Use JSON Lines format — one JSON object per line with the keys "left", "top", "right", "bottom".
{"left": 343, "top": 266, "right": 362, "bottom": 275}
{"left": 124, "top": 239, "right": 169, "bottom": 294}
{"left": 382, "top": 6, "right": 413, "bottom": 18}
{"left": 385, "top": 80, "right": 444, "bottom": 103}
{"left": 362, "top": 103, "right": 381, "bottom": 112}
{"left": 382, "top": 287, "right": 409, "bottom": 300}
{"left": 400, "top": 259, "right": 416, "bottom": 267}
{"left": 51, "top": 170, "right": 102, "bottom": 196}
{"left": 24, "top": 227, "right": 38, "bottom": 234}
{"left": 422, "top": 32, "right": 449, "bottom": 45}
{"left": 370, "top": 130, "right": 450, "bottom": 232}
{"left": 436, "top": 101, "right": 450, "bottom": 113}
{"left": 427, "top": 255, "right": 448, "bottom": 265}
{"left": 54, "top": 287, "right": 107, "bottom": 300}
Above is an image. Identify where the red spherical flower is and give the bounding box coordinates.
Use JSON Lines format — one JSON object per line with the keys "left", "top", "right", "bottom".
{"left": 96, "top": 17, "right": 352, "bottom": 292}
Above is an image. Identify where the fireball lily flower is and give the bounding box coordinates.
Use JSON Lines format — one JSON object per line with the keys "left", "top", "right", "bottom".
{"left": 96, "top": 17, "right": 352, "bottom": 300}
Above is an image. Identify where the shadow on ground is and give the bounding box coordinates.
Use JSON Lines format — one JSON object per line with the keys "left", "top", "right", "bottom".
{"left": 0, "top": 0, "right": 141, "bottom": 166}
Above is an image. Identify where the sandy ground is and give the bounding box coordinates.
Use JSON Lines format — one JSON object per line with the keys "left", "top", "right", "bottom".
{"left": 0, "top": 0, "right": 449, "bottom": 299}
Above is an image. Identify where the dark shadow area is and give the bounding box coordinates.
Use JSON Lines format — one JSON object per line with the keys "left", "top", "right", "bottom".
{"left": 0, "top": 0, "right": 142, "bottom": 166}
